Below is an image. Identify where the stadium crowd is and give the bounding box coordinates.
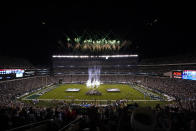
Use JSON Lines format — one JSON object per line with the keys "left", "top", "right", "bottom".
{"left": 144, "top": 77, "right": 196, "bottom": 101}
{"left": 0, "top": 76, "right": 52, "bottom": 106}
{"left": 133, "top": 76, "right": 196, "bottom": 110}
{"left": 0, "top": 75, "right": 196, "bottom": 130}
{"left": 0, "top": 99, "right": 196, "bottom": 131}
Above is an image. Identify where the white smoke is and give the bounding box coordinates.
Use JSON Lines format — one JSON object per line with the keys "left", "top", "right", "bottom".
{"left": 86, "top": 66, "right": 101, "bottom": 88}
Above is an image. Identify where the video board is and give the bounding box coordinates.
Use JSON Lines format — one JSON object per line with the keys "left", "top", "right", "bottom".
{"left": 0, "top": 69, "right": 25, "bottom": 78}
{"left": 182, "top": 70, "right": 196, "bottom": 80}
{"left": 172, "top": 71, "right": 182, "bottom": 78}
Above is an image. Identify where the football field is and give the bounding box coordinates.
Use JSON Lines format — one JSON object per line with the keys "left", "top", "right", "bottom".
{"left": 25, "top": 84, "right": 151, "bottom": 101}
{"left": 22, "top": 84, "right": 171, "bottom": 107}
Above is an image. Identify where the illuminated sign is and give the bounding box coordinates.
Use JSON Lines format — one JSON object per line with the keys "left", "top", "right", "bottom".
{"left": 0, "top": 69, "right": 24, "bottom": 78}
{"left": 173, "top": 72, "right": 182, "bottom": 76}
{"left": 52, "top": 54, "right": 138, "bottom": 58}
{"left": 172, "top": 71, "right": 182, "bottom": 78}
{"left": 182, "top": 70, "right": 196, "bottom": 80}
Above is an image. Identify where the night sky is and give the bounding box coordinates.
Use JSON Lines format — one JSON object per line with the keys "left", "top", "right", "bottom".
{"left": 0, "top": 1, "right": 196, "bottom": 65}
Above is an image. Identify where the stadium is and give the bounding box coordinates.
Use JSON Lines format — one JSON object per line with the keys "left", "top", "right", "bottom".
{"left": 1, "top": 2, "right": 196, "bottom": 131}
{"left": 23, "top": 54, "right": 163, "bottom": 103}
{"left": 1, "top": 48, "right": 196, "bottom": 131}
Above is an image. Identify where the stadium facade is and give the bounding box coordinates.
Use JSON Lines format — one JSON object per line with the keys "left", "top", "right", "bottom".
{"left": 52, "top": 54, "right": 139, "bottom": 84}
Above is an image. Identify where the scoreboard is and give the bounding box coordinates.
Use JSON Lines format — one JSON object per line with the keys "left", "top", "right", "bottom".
{"left": 0, "top": 69, "right": 25, "bottom": 80}
{"left": 182, "top": 70, "right": 196, "bottom": 80}
{"left": 172, "top": 71, "right": 182, "bottom": 78}
{"left": 172, "top": 70, "right": 196, "bottom": 80}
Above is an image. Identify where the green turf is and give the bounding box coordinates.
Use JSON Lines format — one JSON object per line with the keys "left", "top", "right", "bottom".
{"left": 38, "top": 84, "right": 150, "bottom": 100}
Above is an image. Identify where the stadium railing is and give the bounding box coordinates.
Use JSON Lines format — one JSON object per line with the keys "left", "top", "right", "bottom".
{"left": 58, "top": 116, "right": 82, "bottom": 131}
{"left": 6, "top": 119, "right": 53, "bottom": 131}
